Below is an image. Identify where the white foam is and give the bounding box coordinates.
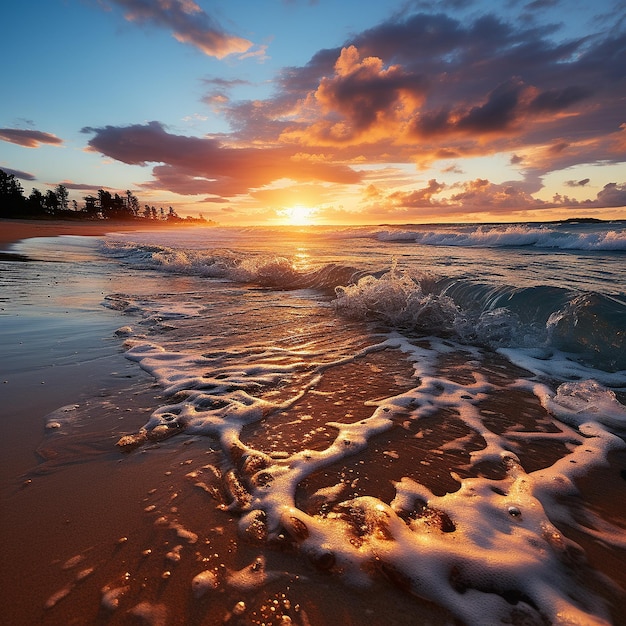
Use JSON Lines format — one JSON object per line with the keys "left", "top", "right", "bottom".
{"left": 129, "top": 601, "right": 168, "bottom": 626}
{"left": 98, "top": 233, "right": 626, "bottom": 624}
{"left": 191, "top": 569, "right": 219, "bottom": 598}
{"left": 44, "top": 404, "right": 80, "bottom": 431}
{"left": 547, "top": 379, "right": 626, "bottom": 431}
{"left": 112, "top": 327, "right": 625, "bottom": 623}
{"left": 377, "top": 224, "right": 626, "bottom": 251}
{"left": 226, "top": 556, "right": 286, "bottom": 591}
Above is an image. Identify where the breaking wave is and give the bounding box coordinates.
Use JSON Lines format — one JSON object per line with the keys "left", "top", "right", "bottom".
{"left": 376, "top": 222, "right": 626, "bottom": 251}
{"left": 104, "top": 240, "right": 625, "bottom": 371}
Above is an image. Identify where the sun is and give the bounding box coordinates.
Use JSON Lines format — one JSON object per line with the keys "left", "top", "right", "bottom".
{"left": 279, "top": 204, "right": 316, "bottom": 226}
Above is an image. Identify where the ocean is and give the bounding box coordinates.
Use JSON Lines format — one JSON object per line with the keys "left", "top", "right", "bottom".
{"left": 2, "top": 220, "right": 626, "bottom": 625}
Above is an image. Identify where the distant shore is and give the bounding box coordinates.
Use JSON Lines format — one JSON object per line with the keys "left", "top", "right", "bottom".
{"left": 0, "top": 217, "right": 205, "bottom": 251}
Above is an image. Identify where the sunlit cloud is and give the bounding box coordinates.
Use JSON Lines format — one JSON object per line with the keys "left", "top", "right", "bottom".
{"left": 248, "top": 12, "right": 623, "bottom": 169}
{"left": 82, "top": 121, "right": 362, "bottom": 199}
{"left": 105, "top": 0, "right": 254, "bottom": 58}
{"left": 361, "top": 177, "right": 626, "bottom": 222}
{"left": 0, "top": 128, "right": 63, "bottom": 148}
{"left": 74, "top": 6, "right": 625, "bottom": 221}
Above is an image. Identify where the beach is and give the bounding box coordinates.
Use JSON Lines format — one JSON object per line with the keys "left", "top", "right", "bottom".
{"left": 0, "top": 218, "right": 207, "bottom": 250}
{"left": 0, "top": 220, "right": 625, "bottom": 625}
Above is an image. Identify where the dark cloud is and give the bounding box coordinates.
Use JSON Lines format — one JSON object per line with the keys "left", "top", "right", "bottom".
{"left": 458, "top": 79, "right": 526, "bottom": 133}
{"left": 1, "top": 167, "right": 36, "bottom": 181}
{"left": 315, "top": 46, "right": 428, "bottom": 134}
{"left": 592, "top": 182, "right": 626, "bottom": 207}
{"left": 231, "top": 7, "right": 626, "bottom": 161}
{"left": 106, "top": 0, "right": 254, "bottom": 58}
{"left": 523, "top": 0, "right": 560, "bottom": 12}
{"left": 565, "top": 178, "right": 590, "bottom": 187}
{"left": 529, "top": 85, "right": 591, "bottom": 112}
{"left": 83, "top": 121, "right": 361, "bottom": 198}
{"left": 207, "top": 6, "right": 621, "bottom": 192}
{"left": 82, "top": 7, "right": 625, "bottom": 215}
{"left": 82, "top": 121, "right": 221, "bottom": 167}
{"left": 0, "top": 128, "right": 63, "bottom": 148}
{"left": 55, "top": 180, "right": 117, "bottom": 192}
{"left": 202, "top": 77, "right": 250, "bottom": 89}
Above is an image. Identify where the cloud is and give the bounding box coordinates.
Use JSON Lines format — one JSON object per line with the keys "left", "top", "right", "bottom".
{"left": 82, "top": 121, "right": 362, "bottom": 198}
{"left": 1, "top": 167, "right": 36, "bottom": 181}
{"left": 370, "top": 177, "right": 626, "bottom": 220}
{"left": 232, "top": 10, "right": 623, "bottom": 176}
{"left": 315, "top": 46, "right": 426, "bottom": 134}
{"left": 54, "top": 180, "right": 118, "bottom": 192}
{"left": 592, "top": 182, "right": 626, "bottom": 207}
{"left": 387, "top": 179, "right": 447, "bottom": 208}
{"left": 565, "top": 178, "right": 590, "bottom": 187}
{"left": 80, "top": 8, "right": 626, "bottom": 218}
{"left": 200, "top": 77, "right": 251, "bottom": 111}
{"left": 106, "top": 0, "right": 254, "bottom": 58}
{"left": 0, "top": 128, "right": 63, "bottom": 148}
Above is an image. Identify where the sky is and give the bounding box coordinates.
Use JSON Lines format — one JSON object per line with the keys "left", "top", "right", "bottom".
{"left": 1, "top": 0, "right": 625, "bottom": 225}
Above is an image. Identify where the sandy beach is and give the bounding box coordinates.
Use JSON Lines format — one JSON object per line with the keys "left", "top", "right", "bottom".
{"left": 0, "top": 231, "right": 447, "bottom": 625}
{"left": 0, "top": 226, "right": 161, "bottom": 625}
{"left": 0, "top": 218, "right": 205, "bottom": 251}
{"left": 1, "top": 222, "right": 624, "bottom": 625}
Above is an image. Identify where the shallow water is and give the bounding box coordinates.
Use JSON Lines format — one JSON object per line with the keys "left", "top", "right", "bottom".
{"left": 1, "top": 222, "right": 625, "bottom": 625}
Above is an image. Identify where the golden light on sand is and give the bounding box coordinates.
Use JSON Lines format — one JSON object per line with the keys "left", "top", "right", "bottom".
{"left": 279, "top": 204, "right": 316, "bottom": 226}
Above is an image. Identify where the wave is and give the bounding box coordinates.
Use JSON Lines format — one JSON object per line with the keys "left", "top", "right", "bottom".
{"left": 334, "top": 266, "right": 626, "bottom": 372}
{"left": 104, "top": 241, "right": 626, "bottom": 372}
{"left": 104, "top": 240, "right": 367, "bottom": 293}
{"left": 375, "top": 223, "right": 626, "bottom": 251}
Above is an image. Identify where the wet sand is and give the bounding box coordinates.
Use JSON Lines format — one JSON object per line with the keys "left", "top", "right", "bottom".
{"left": 1, "top": 224, "right": 625, "bottom": 625}
{"left": 0, "top": 217, "right": 207, "bottom": 251}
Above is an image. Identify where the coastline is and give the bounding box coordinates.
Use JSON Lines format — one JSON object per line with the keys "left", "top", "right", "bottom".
{"left": 0, "top": 217, "right": 205, "bottom": 250}
{"left": 0, "top": 232, "right": 164, "bottom": 625}
{"left": 1, "top": 221, "right": 625, "bottom": 624}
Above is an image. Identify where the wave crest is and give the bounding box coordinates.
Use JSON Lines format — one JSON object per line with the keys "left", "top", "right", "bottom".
{"left": 333, "top": 262, "right": 458, "bottom": 333}
{"left": 377, "top": 223, "right": 626, "bottom": 251}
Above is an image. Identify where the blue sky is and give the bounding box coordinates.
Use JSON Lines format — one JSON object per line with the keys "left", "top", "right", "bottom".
{"left": 1, "top": 0, "right": 625, "bottom": 224}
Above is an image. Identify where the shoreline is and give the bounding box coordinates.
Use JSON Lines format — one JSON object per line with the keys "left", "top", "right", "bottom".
{"left": 0, "top": 217, "right": 206, "bottom": 251}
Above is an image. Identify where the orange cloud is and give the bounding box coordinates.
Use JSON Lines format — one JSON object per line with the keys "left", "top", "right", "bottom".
{"left": 108, "top": 0, "right": 253, "bottom": 58}
{"left": 82, "top": 122, "right": 362, "bottom": 199}
{"left": 282, "top": 45, "right": 426, "bottom": 146}
{"left": 79, "top": 9, "right": 625, "bottom": 221}
{"left": 0, "top": 128, "right": 63, "bottom": 148}
{"left": 361, "top": 177, "right": 626, "bottom": 223}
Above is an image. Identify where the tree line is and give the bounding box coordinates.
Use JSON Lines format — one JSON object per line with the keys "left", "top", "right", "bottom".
{"left": 0, "top": 169, "right": 211, "bottom": 224}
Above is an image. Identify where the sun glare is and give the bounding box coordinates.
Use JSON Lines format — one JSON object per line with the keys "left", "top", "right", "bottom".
{"left": 280, "top": 204, "right": 316, "bottom": 226}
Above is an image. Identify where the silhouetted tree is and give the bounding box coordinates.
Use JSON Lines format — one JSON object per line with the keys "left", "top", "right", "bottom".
{"left": 0, "top": 169, "right": 25, "bottom": 217}
{"left": 126, "top": 190, "right": 140, "bottom": 217}
{"left": 0, "top": 167, "right": 214, "bottom": 224}
{"left": 98, "top": 189, "right": 112, "bottom": 214}
{"left": 55, "top": 184, "right": 69, "bottom": 210}
{"left": 84, "top": 195, "right": 99, "bottom": 218}
{"left": 44, "top": 189, "right": 59, "bottom": 213}
{"left": 26, "top": 188, "right": 46, "bottom": 215}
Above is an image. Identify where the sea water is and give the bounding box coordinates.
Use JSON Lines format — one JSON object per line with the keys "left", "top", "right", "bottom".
{"left": 5, "top": 221, "right": 626, "bottom": 625}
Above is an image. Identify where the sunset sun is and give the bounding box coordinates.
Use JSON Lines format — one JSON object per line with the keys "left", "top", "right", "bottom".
{"left": 280, "top": 204, "right": 316, "bottom": 226}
